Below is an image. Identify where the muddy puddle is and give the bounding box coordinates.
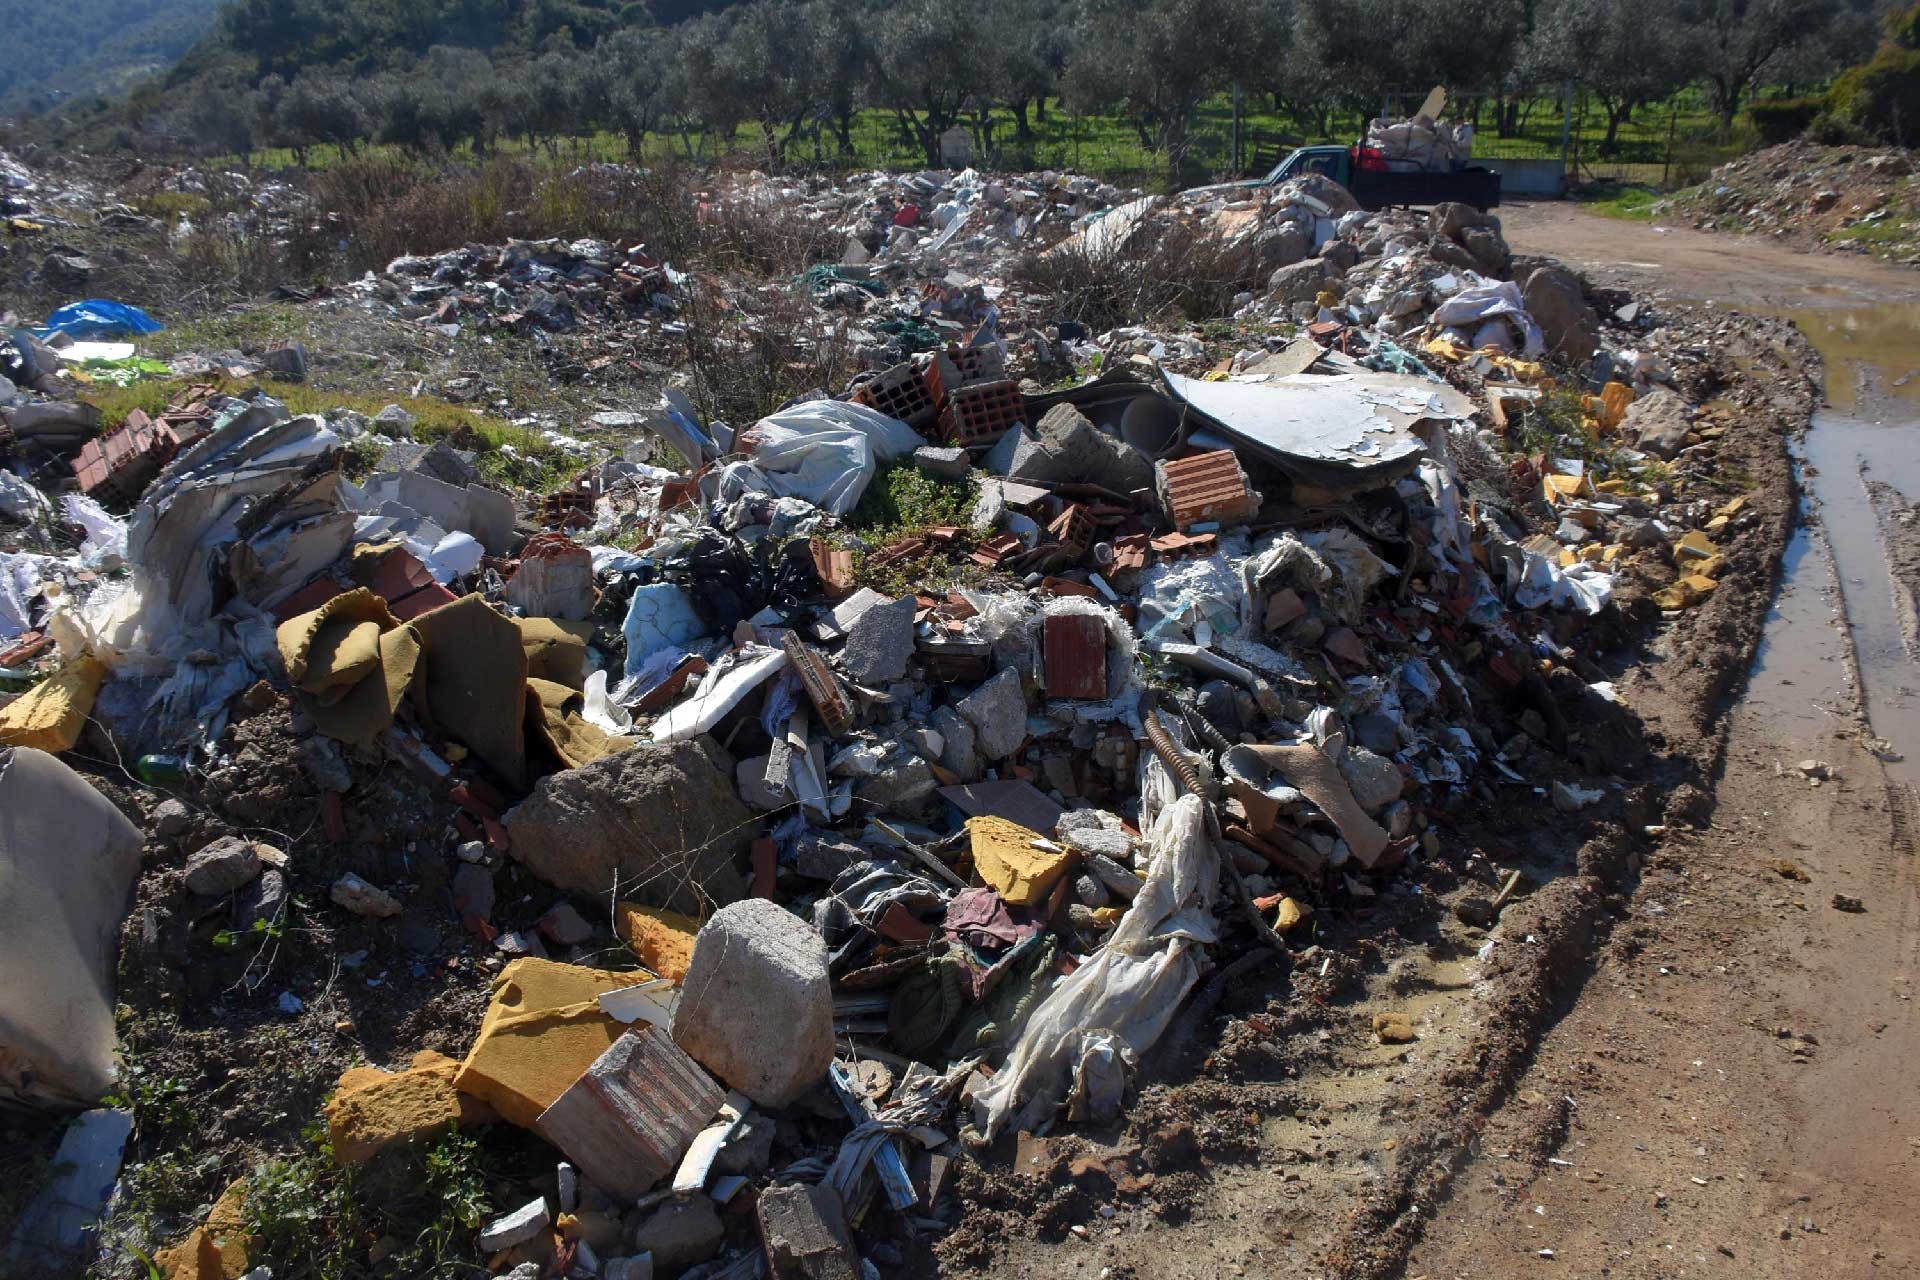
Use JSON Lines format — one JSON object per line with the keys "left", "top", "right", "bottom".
{"left": 1748, "top": 299, "right": 1920, "bottom": 789}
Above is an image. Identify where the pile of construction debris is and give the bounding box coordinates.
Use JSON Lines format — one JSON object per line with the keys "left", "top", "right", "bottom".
{"left": 0, "top": 157, "right": 1764, "bottom": 1280}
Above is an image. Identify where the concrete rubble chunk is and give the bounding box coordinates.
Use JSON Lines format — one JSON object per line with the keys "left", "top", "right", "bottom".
{"left": 330, "top": 872, "right": 403, "bottom": 918}
{"left": 1625, "top": 387, "right": 1694, "bottom": 459}
{"left": 1268, "top": 257, "right": 1337, "bottom": 303}
{"left": 503, "top": 740, "right": 752, "bottom": 915}
{"left": 478, "top": 1197, "right": 551, "bottom": 1252}
{"left": 538, "top": 900, "right": 593, "bottom": 946}
{"left": 183, "top": 836, "right": 263, "bottom": 896}
{"left": 912, "top": 445, "right": 971, "bottom": 479}
{"left": 840, "top": 593, "right": 917, "bottom": 686}
{"left": 1338, "top": 746, "right": 1405, "bottom": 815}
{"left": 629, "top": 1195, "right": 723, "bottom": 1273}
{"left": 930, "top": 705, "right": 979, "bottom": 780}
{"left": 955, "top": 667, "right": 1028, "bottom": 761}
{"left": 1522, "top": 265, "right": 1600, "bottom": 364}
{"left": 535, "top": 1026, "right": 724, "bottom": 1202}
{"left": 671, "top": 899, "right": 834, "bottom": 1107}
{"left": 1005, "top": 403, "right": 1153, "bottom": 494}
{"left": 757, "top": 1184, "right": 860, "bottom": 1280}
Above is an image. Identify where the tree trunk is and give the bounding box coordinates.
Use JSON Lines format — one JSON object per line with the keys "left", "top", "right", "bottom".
{"left": 1012, "top": 98, "right": 1032, "bottom": 140}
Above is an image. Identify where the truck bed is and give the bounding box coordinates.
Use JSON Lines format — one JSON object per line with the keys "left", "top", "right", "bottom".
{"left": 1349, "top": 166, "right": 1500, "bottom": 212}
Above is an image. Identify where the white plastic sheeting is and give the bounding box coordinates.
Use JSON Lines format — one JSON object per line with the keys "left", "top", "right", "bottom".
{"left": 971, "top": 792, "right": 1218, "bottom": 1141}
{"left": 1430, "top": 278, "right": 1544, "bottom": 359}
{"left": 720, "top": 400, "right": 927, "bottom": 518}
{"left": 649, "top": 645, "right": 788, "bottom": 743}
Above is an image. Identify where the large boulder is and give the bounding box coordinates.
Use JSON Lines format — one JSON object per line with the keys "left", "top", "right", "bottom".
{"left": 1258, "top": 223, "right": 1310, "bottom": 269}
{"left": 671, "top": 900, "right": 834, "bottom": 1107}
{"left": 1434, "top": 201, "right": 1494, "bottom": 240}
{"left": 1268, "top": 257, "right": 1338, "bottom": 304}
{"left": 1459, "top": 225, "right": 1511, "bottom": 277}
{"left": 504, "top": 740, "right": 751, "bottom": 914}
{"left": 1522, "top": 265, "right": 1601, "bottom": 365}
{"left": 1624, "top": 387, "right": 1694, "bottom": 459}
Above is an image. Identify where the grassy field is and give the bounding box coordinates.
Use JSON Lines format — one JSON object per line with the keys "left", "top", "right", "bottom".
{"left": 227, "top": 85, "right": 1759, "bottom": 192}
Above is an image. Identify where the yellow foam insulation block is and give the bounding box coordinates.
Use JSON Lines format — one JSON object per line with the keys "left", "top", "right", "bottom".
{"left": 0, "top": 656, "right": 105, "bottom": 752}
{"left": 519, "top": 616, "right": 593, "bottom": 689}
{"left": 1674, "top": 530, "right": 1718, "bottom": 561}
{"left": 1598, "top": 380, "right": 1634, "bottom": 428}
{"left": 156, "top": 1180, "right": 252, "bottom": 1280}
{"left": 1654, "top": 574, "right": 1720, "bottom": 610}
{"left": 453, "top": 957, "right": 634, "bottom": 1128}
{"left": 326, "top": 1050, "right": 495, "bottom": 1163}
{"left": 616, "top": 902, "right": 701, "bottom": 981}
{"left": 966, "top": 816, "right": 1075, "bottom": 907}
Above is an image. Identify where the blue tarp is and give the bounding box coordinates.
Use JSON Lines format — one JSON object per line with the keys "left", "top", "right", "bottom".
{"left": 36, "top": 300, "right": 164, "bottom": 340}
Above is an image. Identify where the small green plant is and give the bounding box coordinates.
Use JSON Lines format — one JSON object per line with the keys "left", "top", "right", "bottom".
{"left": 102, "top": 1056, "right": 191, "bottom": 1137}
{"left": 848, "top": 462, "right": 978, "bottom": 535}
{"left": 241, "top": 1127, "right": 496, "bottom": 1280}
{"left": 211, "top": 916, "right": 286, "bottom": 952}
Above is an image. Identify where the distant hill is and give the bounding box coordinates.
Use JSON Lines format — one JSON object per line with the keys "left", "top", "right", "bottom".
{"left": 1, "top": 0, "right": 224, "bottom": 111}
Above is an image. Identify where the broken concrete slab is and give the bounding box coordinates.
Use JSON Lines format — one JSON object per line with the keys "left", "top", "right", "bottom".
{"left": 1004, "top": 403, "right": 1153, "bottom": 494}
{"left": 1521, "top": 265, "right": 1599, "bottom": 365}
{"left": 671, "top": 899, "right": 834, "bottom": 1108}
{"left": 954, "top": 667, "right": 1028, "bottom": 761}
{"left": 1624, "top": 387, "right": 1694, "bottom": 459}
{"left": 503, "top": 740, "right": 752, "bottom": 915}
{"left": 840, "top": 593, "right": 917, "bottom": 685}
{"left": 629, "top": 1194, "right": 723, "bottom": 1274}
{"left": 535, "top": 1027, "right": 724, "bottom": 1202}
{"left": 757, "top": 1184, "right": 860, "bottom": 1280}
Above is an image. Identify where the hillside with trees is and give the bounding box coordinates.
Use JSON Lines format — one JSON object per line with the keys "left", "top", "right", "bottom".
{"left": 12, "top": 0, "right": 1906, "bottom": 183}
{"left": 0, "top": 0, "right": 223, "bottom": 112}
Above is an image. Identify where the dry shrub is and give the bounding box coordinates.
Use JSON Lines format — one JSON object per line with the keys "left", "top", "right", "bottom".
{"left": 689, "top": 193, "right": 843, "bottom": 277}
{"left": 676, "top": 281, "right": 862, "bottom": 427}
{"left": 1013, "top": 222, "right": 1273, "bottom": 331}
{"left": 308, "top": 154, "right": 696, "bottom": 274}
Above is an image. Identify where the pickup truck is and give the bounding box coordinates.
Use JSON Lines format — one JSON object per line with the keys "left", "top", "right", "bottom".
{"left": 1190, "top": 144, "right": 1501, "bottom": 212}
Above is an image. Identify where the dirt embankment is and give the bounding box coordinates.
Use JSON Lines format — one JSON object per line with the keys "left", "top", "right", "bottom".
{"left": 1656, "top": 140, "right": 1920, "bottom": 264}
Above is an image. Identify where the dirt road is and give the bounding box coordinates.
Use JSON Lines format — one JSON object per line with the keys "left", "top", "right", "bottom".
{"left": 1402, "top": 206, "right": 1920, "bottom": 1278}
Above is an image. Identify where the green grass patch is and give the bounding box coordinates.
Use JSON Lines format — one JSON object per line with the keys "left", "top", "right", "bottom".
{"left": 74, "top": 377, "right": 568, "bottom": 492}
{"left": 848, "top": 462, "right": 978, "bottom": 536}
{"left": 245, "top": 1126, "right": 493, "bottom": 1280}
{"left": 1575, "top": 182, "right": 1663, "bottom": 221}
